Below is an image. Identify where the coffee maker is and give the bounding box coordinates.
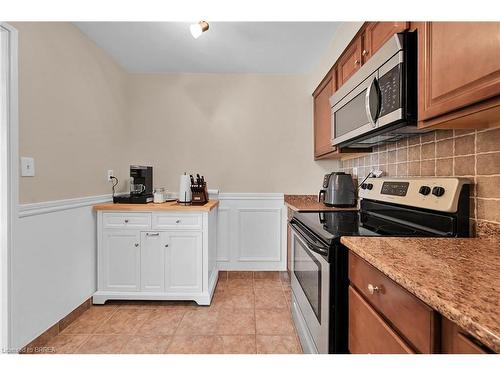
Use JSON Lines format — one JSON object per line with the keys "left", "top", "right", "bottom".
{"left": 113, "top": 165, "right": 154, "bottom": 204}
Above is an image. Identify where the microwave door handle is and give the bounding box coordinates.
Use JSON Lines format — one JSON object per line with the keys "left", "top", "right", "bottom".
{"left": 365, "top": 76, "right": 380, "bottom": 128}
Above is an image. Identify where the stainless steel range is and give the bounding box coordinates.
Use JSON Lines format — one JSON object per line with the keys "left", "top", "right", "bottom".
{"left": 289, "top": 177, "right": 471, "bottom": 354}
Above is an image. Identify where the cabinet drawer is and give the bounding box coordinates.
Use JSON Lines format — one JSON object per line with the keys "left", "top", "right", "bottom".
{"left": 152, "top": 213, "right": 202, "bottom": 230}
{"left": 348, "top": 252, "right": 437, "bottom": 353}
{"left": 349, "top": 286, "right": 415, "bottom": 354}
{"left": 102, "top": 212, "right": 152, "bottom": 229}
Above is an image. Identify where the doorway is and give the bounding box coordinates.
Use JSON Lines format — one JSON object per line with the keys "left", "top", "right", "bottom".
{"left": 0, "top": 23, "right": 18, "bottom": 353}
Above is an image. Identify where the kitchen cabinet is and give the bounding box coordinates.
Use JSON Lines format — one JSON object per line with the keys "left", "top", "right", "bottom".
{"left": 165, "top": 231, "right": 202, "bottom": 293}
{"left": 361, "top": 22, "right": 409, "bottom": 63}
{"left": 441, "top": 317, "right": 490, "bottom": 354}
{"left": 349, "top": 286, "right": 415, "bottom": 354}
{"left": 348, "top": 252, "right": 438, "bottom": 353}
{"left": 415, "top": 22, "right": 500, "bottom": 129}
{"left": 94, "top": 206, "right": 218, "bottom": 305}
{"left": 348, "top": 250, "right": 494, "bottom": 354}
{"left": 337, "top": 39, "right": 362, "bottom": 87}
{"left": 313, "top": 71, "right": 336, "bottom": 158}
{"left": 140, "top": 231, "right": 166, "bottom": 292}
{"left": 101, "top": 230, "right": 141, "bottom": 292}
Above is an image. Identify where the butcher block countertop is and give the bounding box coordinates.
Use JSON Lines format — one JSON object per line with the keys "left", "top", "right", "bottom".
{"left": 285, "top": 195, "right": 358, "bottom": 212}
{"left": 93, "top": 199, "right": 219, "bottom": 212}
{"left": 340, "top": 236, "right": 500, "bottom": 352}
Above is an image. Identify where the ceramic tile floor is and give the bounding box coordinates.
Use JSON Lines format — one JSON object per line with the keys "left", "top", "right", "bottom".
{"left": 43, "top": 271, "right": 302, "bottom": 354}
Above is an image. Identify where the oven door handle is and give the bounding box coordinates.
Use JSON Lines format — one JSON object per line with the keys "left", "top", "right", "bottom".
{"left": 365, "top": 75, "right": 380, "bottom": 128}
{"left": 290, "top": 220, "right": 329, "bottom": 257}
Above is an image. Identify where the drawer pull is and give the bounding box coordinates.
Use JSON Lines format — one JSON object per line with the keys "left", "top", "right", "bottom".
{"left": 367, "top": 283, "right": 380, "bottom": 295}
{"left": 124, "top": 219, "right": 129, "bottom": 223}
{"left": 134, "top": 243, "right": 139, "bottom": 247}
{"left": 175, "top": 219, "right": 181, "bottom": 224}
{"left": 146, "top": 232, "right": 160, "bottom": 236}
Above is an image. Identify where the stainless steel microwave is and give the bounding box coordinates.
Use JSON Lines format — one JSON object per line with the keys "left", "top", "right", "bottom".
{"left": 330, "top": 31, "right": 426, "bottom": 148}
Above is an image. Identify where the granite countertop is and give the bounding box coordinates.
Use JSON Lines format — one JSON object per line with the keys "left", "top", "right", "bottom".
{"left": 93, "top": 199, "right": 219, "bottom": 212}
{"left": 285, "top": 195, "right": 358, "bottom": 212}
{"left": 340, "top": 236, "right": 500, "bottom": 352}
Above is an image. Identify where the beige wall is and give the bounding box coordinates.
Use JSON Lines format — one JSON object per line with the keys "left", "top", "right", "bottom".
{"left": 126, "top": 74, "right": 339, "bottom": 194}
{"left": 13, "top": 22, "right": 129, "bottom": 203}
{"left": 14, "top": 22, "right": 364, "bottom": 202}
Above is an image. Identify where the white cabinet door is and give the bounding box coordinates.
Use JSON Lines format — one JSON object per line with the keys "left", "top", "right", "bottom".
{"left": 165, "top": 231, "right": 202, "bottom": 293}
{"left": 101, "top": 230, "right": 140, "bottom": 291}
{"left": 140, "top": 232, "right": 166, "bottom": 292}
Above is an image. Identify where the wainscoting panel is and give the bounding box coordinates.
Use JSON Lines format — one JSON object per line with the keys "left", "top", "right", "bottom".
{"left": 12, "top": 195, "right": 111, "bottom": 349}
{"left": 216, "top": 193, "right": 286, "bottom": 271}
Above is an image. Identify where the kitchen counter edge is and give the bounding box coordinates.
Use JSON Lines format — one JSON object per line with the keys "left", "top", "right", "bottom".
{"left": 93, "top": 199, "right": 219, "bottom": 212}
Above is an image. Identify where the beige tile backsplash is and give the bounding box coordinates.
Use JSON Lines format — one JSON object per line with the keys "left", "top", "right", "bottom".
{"left": 340, "top": 127, "right": 500, "bottom": 237}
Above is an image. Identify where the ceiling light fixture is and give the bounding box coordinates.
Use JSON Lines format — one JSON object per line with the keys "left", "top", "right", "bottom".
{"left": 190, "top": 21, "right": 209, "bottom": 39}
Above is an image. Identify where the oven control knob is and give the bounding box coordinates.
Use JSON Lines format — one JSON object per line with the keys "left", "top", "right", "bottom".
{"left": 419, "top": 186, "right": 431, "bottom": 196}
{"left": 432, "top": 186, "right": 445, "bottom": 197}
{"left": 366, "top": 183, "right": 373, "bottom": 190}
{"left": 361, "top": 183, "right": 367, "bottom": 190}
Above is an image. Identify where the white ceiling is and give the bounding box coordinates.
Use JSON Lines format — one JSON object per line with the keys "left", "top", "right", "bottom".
{"left": 74, "top": 22, "right": 340, "bottom": 74}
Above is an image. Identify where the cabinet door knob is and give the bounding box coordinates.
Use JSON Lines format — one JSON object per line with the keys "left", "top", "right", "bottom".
{"left": 165, "top": 244, "right": 169, "bottom": 247}
{"left": 124, "top": 219, "right": 129, "bottom": 223}
{"left": 362, "top": 49, "right": 369, "bottom": 56}
{"left": 354, "top": 59, "right": 360, "bottom": 66}
{"left": 367, "top": 283, "right": 380, "bottom": 294}
{"left": 134, "top": 243, "right": 139, "bottom": 247}
{"left": 175, "top": 219, "right": 181, "bottom": 224}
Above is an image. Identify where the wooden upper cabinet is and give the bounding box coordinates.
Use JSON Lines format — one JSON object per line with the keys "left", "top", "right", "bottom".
{"left": 362, "top": 22, "right": 409, "bottom": 63}
{"left": 417, "top": 22, "right": 500, "bottom": 123}
{"left": 313, "top": 70, "right": 336, "bottom": 158}
{"left": 337, "top": 38, "right": 362, "bottom": 87}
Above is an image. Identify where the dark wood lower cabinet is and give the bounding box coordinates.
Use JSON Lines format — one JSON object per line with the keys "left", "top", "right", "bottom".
{"left": 349, "top": 286, "right": 415, "bottom": 354}
{"left": 348, "top": 250, "right": 493, "bottom": 354}
{"left": 441, "top": 317, "right": 490, "bottom": 354}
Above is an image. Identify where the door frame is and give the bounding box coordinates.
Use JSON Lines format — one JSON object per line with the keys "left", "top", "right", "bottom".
{"left": 0, "top": 22, "right": 18, "bottom": 352}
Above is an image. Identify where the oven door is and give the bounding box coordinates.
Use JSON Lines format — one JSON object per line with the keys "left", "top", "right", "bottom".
{"left": 290, "top": 223, "right": 330, "bottom": 354}
{"left": 331, "top": 71, "right": 380, "bottom": 146}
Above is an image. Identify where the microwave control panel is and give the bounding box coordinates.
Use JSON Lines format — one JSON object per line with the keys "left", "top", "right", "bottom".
{"left": 378, "top": 64, "right": 402, "bottom": 117}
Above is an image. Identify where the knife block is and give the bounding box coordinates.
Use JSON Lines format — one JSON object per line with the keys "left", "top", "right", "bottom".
{"left": 191, "top": 182, "right": 209, "bottom": 205}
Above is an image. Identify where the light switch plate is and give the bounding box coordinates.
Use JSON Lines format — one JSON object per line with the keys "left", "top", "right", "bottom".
{"left": 21, "top": 157, "right": 35, "bottom": 177}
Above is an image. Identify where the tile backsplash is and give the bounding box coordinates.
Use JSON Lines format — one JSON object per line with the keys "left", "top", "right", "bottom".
{"left": 340, "top": 127, "right": 500, "bottom": 238}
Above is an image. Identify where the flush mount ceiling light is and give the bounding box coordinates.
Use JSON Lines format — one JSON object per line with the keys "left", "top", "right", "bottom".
{"left": 190, "top": 21, "right": 209, "bottom": 39}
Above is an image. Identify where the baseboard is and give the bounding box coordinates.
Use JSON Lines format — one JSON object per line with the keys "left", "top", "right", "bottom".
{"left": 19, "top": 297, "right": 91, "bottom": 354}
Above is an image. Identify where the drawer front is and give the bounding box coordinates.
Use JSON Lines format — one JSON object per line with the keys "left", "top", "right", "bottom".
{"left": 103, "top": 212, "right": 152, "bottom": 229}
{"left": 152, "top": 213, "right": 202, "bottom": 230}
{"left": 349, "top": 286, "right": 415, "bottom": 354}
{"left": 348, "top": 252, "right": 437, "bottom": 353}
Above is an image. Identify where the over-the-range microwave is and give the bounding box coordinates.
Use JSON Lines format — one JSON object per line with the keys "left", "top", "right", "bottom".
{"left": 330, "top": 31, "right": 428, "bottom": 148}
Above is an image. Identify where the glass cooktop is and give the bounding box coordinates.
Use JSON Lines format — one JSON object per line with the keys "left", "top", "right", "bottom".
{"left": 292, "top": 209, "right": 435, "bottom": 246}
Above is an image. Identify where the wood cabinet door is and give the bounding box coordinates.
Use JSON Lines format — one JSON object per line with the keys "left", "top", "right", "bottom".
{"left": 101, "top": 230, "right": 141, "bottom": 292}
{"left": 418, "top": 22, "right": 500, "bottom": 121}
{"left": 165, "top": 231, "right": 202, "bottom": 294}
{"left": 140, "top": 231, "right": 166, "bottom": 292}
{"left": 337, "top": 38, "right": 362, "bottom": 87}
{"left": 313, "top": 72, "right": 336, "bottom": 158}
{"left": 441, "top": 317, "right": 489, "bottom": 354}
{"left": 362, "top": 22, "right": 409, "bottom": 63}
{"left": 348, "top": 286, "right": 415, "bottom": 354}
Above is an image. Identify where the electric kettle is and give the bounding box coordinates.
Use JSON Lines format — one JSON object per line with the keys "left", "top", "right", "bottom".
{"left": 318, "top": 172, "right": 356, "bottom": 207}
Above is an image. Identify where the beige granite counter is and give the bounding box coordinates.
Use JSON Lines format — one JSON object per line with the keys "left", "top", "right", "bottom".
{"left": 340, "top": 236, "right": 500, "bottom": 352}
{"left": 284, "top": 195, "right": 358, "bottom": 212}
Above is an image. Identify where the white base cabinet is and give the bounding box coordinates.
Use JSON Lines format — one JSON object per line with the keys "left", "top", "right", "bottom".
{"left": 94, "top": 208, "right": 218, "bottom": 305}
